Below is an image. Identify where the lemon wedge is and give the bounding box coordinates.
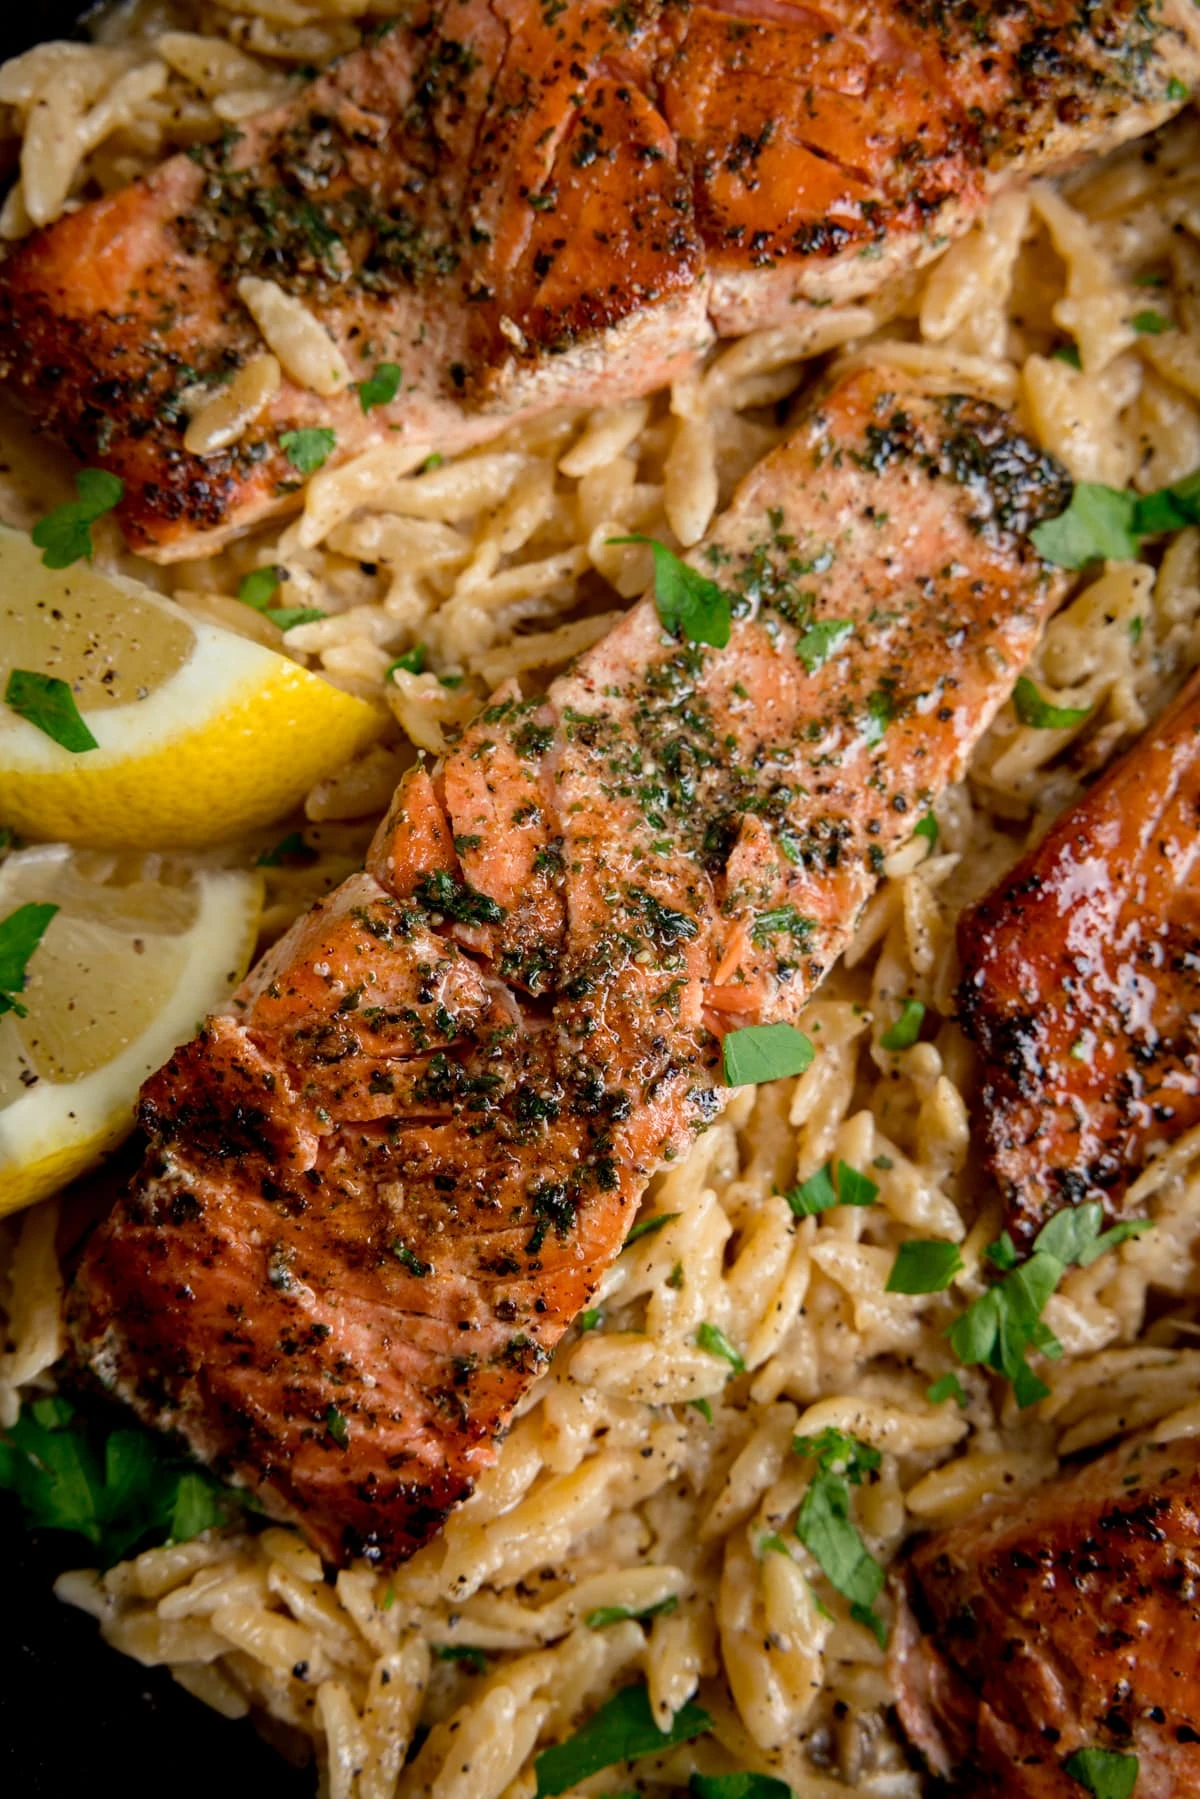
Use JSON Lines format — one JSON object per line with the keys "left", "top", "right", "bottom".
{"left": 0, "top": 526, "right": 386, "bottom": 848}
{"left": 0, "top": 843, "right": 262, "bottom": 1217}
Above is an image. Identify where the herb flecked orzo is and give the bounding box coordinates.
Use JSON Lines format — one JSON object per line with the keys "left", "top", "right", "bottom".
{"left": 5, "top": 5, "right": 1200, "bottom": 1797}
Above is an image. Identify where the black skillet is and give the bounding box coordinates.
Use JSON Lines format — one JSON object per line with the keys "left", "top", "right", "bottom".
{"left": 0, "top": 8, "right": 309, "bottom": 1793}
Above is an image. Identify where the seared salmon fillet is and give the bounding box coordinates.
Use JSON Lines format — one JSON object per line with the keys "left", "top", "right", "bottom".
{"left": 66, "top": 365, "right": 1070, "bottom": 1565}
{"left": 891, "top": 1432, "right": 1200, "bottom": 1798}
{"left": 0, "top": 0, "right": 1195, "bottom": 557}
{"left": 959, "top": 669, "right": 1200, "bottom": 1247}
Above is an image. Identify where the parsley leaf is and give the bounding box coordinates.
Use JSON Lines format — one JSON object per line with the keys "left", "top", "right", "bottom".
{"left": 265, "top": 606, "right": 327, "bottom": 632}
{"left": 697, "top": 1321, "right": 745, "bottom": 1374}
{"left": 1132, "top": 309, "right": 1170, "bottom": 335}
{"left": 785, "top": 1160, "right": 878, "bottom": 1217}
{"left": 5, "top": 669, "right": 98, "bottom": 753}
{"left": 750, "top": 905, "right": 815, "bottom": 949}
{"left": 387, "top": 644, "right": 427, "bottom": 678}
{"left": 609, "top": 535, "right": 731, "bottom": 647}
{"left": 1052, "top": 342, "right": 1082, "bottom": 369}
{"left": 325, "top": 1404, "right": 349, "bottom": 1447}
{"left": 1167, "top": 75, "right": 1190, "bottom": 102}
{"left": 880, "top": 999, "right": 925, "bottom": 1052}
{"left": 358, "top": 361, "right": 402, "bottom": 411}
{"left": 1030, "top": 482, "right": 1140, "bottom": 568}
{"left": 0, "top": 1396, "right": 242, "bottom": 1565}
{"left": 689, "top": 1397, "right": 713, "bottom": 1424}
{"left": 946, "top": 1203, "right": 1151, "bottom": 1406}
{"left": 887, "top": 1240, "right": 964, "bottom": 1294}
{"left": 1063, "top": 1748, "right": 1139, "bottom": 1799}
{"left": 1012, "top": 676, "right": 1091, "bottom": 730}
{"left": 31, "top": 469, "right": 124, "bottom": 568}
{"left": 577, "top": 1308, "right": 604, "bottom": 1332}
{"left": 533, "top": 1684, "right": 711, "bottom": 1797}
{"left": 256, "top": 831, "right": 311, "bottom": 867}
{"left": 585, "top": 1595, "right": 678, "bottom": 1629}
{"left": 0, "top": 902, "right": 57, "bottom": 1018}
{"left": 691, "top": 1776, "right": 796, "bottom": 1799}
{"left": 723, "top": 1023, "right": 814, "bottom": 1086}
{"left": 279, "top": 427, "right": 336, "bottom": 474}
{"left": 624, "top": 1211, "right": 679, "bottom": 1247}
{"left": 796, "top": 618, "right": 853, "bottom": 673}
{"left": 926, "top": 1372, "right": 967, "bottom": 1407}
{"left": 433, "top": 1644, "right": 488, "bottom": 1673}
{"left": 237, "top": 565, "right": 283, "bottom": 609}
{"left": 792, "top": 1429, "right": 886, "bottom": 1647}
{"left": 913, "top": 812, "right": 938, "bottom": 849}
{"left": 392, "top": 1239, "right": 432, "bottom": 1278}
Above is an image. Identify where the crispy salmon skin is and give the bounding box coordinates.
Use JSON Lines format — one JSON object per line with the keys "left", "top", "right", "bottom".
{"left": 0, "top": 0, "right": 1196, "bottom": 557}
{"left": 959, "top": 669, "right": 1200, "bottom": 1245}
{"left": 891, "top": 1432, "right": 1200, "bottom": 1798}
{"left": 66, "top": 365, "right": 1070, "bottom": 1565}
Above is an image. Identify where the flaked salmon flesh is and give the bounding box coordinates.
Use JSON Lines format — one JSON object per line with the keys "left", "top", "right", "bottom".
{"left": 68, "top": 364, "right": 1071, "bottom": 1564}
{"left": 958, "top": 668, "right": 1200, "bottom": 1246}
{"left": 891, "top": 1431, "right": 1200, "bottom": 1798}
{"left": 0, "top": 0, "right": 1197, "bottom": 556}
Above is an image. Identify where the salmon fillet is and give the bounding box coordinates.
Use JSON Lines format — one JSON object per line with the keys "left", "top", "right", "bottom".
{"left": 0, "top": 0, "right": 1195, "bottom": 558}
{"left": 66, "top": 364, "right": 1070, "bottom": 1565}
{"left": 958, "top": 669, "right": 1200, "bottom": 1248}
{"left": 891, "top": 1432, "right": 1200, "bottom": 1798}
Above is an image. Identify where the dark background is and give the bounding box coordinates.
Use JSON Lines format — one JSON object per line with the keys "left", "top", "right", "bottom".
{"left": 0, "top": 6, "right": 308, "bottom": 1791}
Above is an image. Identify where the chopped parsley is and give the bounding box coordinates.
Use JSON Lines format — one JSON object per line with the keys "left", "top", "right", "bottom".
{"left": 1063, "top": 1749, "right": 1139, "bottom": 1799}
{"left": 690, "top": 1776, "right": 796, "bottom": 1799}
{"left": 577, "top": 1309, "right": 604, "bottom": 1332}
{"left": 624, "top": 1211, "right": 679, "bottom": 1247}
{"left": 585, "top": 1595, "right": 678, "bottom": 1629}
{"left": 256, "top": 831, "right": 311, "bottom": 867}
{"left": 795, "top": 618, "right": 853, "bottom": 673}
{"left": 1167, "top": 75, "right": 1190, "bottom": 101}
{"left": 533, "top": 1684, "right": 710, "bottom": 1798}
{"left": 926, "top": 1372, "right": 967, "bottom": 1407}
{"left": 0, "top": 901, "right": 57, "bottom": 1018}
{"left": 433, "top": 1643, "right": 488, "bottom": 1673}
{"left": 723, "top": 1023, "right": 814, "bottom": 1086}
{"left": 325, "top": 1404, "right": 349, "bottom": 1447}
{"left": 0, "top": 1395, "right": 242, "bottom": 1566}
{"left": 947, "top": 1203, "right": 1152, "bottom": 1406}
{"left": 696, "top": 1321, "right": 745, "bottom": 1375}
{"left": 750, "top": 905, "right": 815, "bottom": 949}
{"left": 387, "top": 644, "right": 427, "bottom": 678}
{"left": 913, "top": 812, "right": 938, "bottom": 849}
{"left": 1012, "top": 676, "right": 1091, "bottom": 730}
{"left": 1052, "top": 342, "right": 1082, "bottom": 369}
{"left": 792, "top": 1428, "right": 886, "bottom": 1648}
{"left": 279, "top": 427, "right": 336, "bottom": 474}
{"left": 1132, "top": 309, "right": 1170, "bottom": 335}
{"left": 358, "top": 361, "right": 403, "bottom": 411}
{"left": 886, "top": 1239, "right": 964, "bottom": 1294}
{"left": 31, "top": 468, "right": 124, "bottom": 568}
{"left": 392, "top": 1239, "right": 432, "bottom": 1277}
{"left": 5, "top": 669, "right": 98, "bottom": 753}
{"left": 608, "top": 535, "right": 731, "bottom": 647}
{"left": 1030, "top": 467, "right": 1200, "bottom": 568}
{"left": 879, "top": 999, "right": 925, "bottom": 1051}
{"left": 413, "top": 870, "right": 504, "bottom": 926}
{"left": 785, "top": 1160, "right": 878, "bottom": 1217}
{"left": 237, "top": 563, "right": 325, "bottom": 631}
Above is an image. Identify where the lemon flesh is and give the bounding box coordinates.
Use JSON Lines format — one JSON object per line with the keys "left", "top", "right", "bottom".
{"left": 0, "top": 843, "right": 262, "bottom": 1217}
{"left": 0, "top": 526, "right": 385, "bottom": 848}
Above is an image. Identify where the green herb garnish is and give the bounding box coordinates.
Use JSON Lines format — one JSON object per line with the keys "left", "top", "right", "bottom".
{"left": 691, "top": 1775, "right": 796, "bottom": 1799}
{"left": 325, "top": 1404, "right": 349, "bottom": 1447}
{"left": 433, "top": 1643, "right": 488, "bottom": 1673}
{"left": 1132, "top": 309, "right": 1170, "bottom": 335}
{"left": 750, "top": 905, "right": 815, "bottom": 949}
{"left": 5, "top": 670, "right": 98, "bottom": 753}
{"left": 265, "top": 606, "right": 327, "bottom": 632}
{"left": 795, "top": 618, "right": 853, "bottom": 673}
{"left": 1167, "top": 75, "right": 1191, "bottom": 101}
{"left": 609, "top": 536, "right": 731, "bottom": 648}
{"left": 533, "top": 1684, "right": 711, "bottom": 1798}
{"left": 785, "top": 1160, "right": 878, "bottom": 1217}
{"left": 413, "top": 870, "right": 504, "bottom": 926}
{"left": 0, "top": 1396, "right": 242, "bottom": 1565}
{"left": 392, "top": 1239, "right": 432, "bottom": 1278}
{"left": 387, "top": 644, "right": 427, "bottom": 678}
{"left": 1012, "top": 676, "right": 1091, "bottom": 730}
{"left": 1029, "top": 466, "right": 1200, "bottom": 569}
{"left": 256, "top": 831, "right": 310, "bottom": 867}
{"left": 887, "top": 1240, "right": 964, "bottom": 1294}
{"left": 237, "top": 565, "right": 283, "bottom": 609}
{"left": 0, "top": 902, "right": 57, "bottom": 1018}
{"left": 31, "top": 469, "right": 124, "bottom": 568}
{"left": 279, "top": 427, "right": 336, "bottom": 474}
{"left": 577, "top": 1309, "right": 604, "bottom": 1332}
{"left": 585, "top": 1595, "right": 678, "bottom": 1629}
{"left": 696, "top": 1321, "right": 745, "bottom": 1375}
{"left": 722, "top": 1023, "right": 814, "bottom": 1086}
{"left": 1063, "top": 1748, "right": 1139, "bottom": 1799}
{"left": 358, "top": 361, "right": 403, "bottom": 411}
{"left": 1052, "top": 342, "right": 1082, "bottom": 369}
{"left": 689, "top": 1398, "right": 713, "bottom": 1424}
{"left": 792, "top": 1428, "right": 886, "bottom": 1648}
{"left": 913, "top": 813, "right": 938, "bottom": 849}
{"left": 947, "top": 1203, "right": 1152, "bottom": 1406}
{"left": 926, "top": 1372, "right": 967, "bottom": 1407}
{"left": 624, "top": 1211, "right": 680, "bottom": 1247}
{"left": 879, "top": 999, "right": 925, "bottom": 1052}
